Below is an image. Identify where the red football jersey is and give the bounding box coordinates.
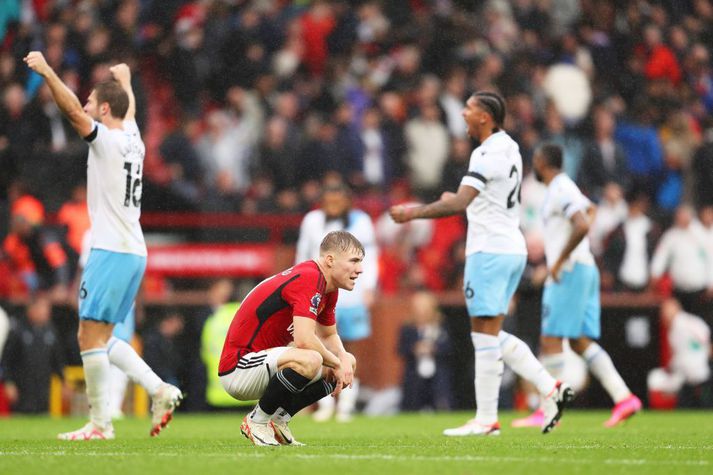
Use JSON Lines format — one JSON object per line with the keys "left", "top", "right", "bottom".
{"left": 219, "top": 260, "right": 338, "bottom": 375}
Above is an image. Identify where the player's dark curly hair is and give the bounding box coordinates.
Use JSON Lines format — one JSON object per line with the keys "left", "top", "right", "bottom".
{"left": 94, "top": 80, "right": 129, "bottom": 119}
{"left": 535, "top": 142, "right": 563, "bottom": 169}
{"left": 471, "top": 91, "right": 506, "bottom": 128}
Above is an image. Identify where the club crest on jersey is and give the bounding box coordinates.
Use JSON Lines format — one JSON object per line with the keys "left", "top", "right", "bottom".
{"left": 309, "top": 293, "right": 322, "bottom": 315}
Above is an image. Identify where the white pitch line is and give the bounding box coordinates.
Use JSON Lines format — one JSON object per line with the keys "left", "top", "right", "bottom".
{"left": 0, "top": 451, "right": 709, "bottom": 466}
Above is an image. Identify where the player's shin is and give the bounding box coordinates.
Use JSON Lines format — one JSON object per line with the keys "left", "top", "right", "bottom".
{"left": 278, "top": 379, "right": 336, "bottom": 422}
{"left": 81, "top": 348, "right": 112, "bottom": 429}
{"left": 107, "top": 336, "right": 162, "bottom": 396}
{"left": 472, "top": 332, "right": 503, "bottom": 425}
{"left": 252, "top": 368, "right": 313, "bottom": 422}
{"left": 499, "top": 331, "right": 557, "bottom": 395}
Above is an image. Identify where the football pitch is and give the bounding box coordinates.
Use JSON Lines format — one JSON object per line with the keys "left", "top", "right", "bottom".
{"left": 1, "top": 411, "right": 711, "bottom": 475}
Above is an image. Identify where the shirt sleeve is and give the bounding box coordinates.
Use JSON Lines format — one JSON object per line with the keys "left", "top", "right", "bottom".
{"left": 558, "top": 181, "right": 591, "bottom": 219}
{"left": 282, "top": 273, "right": 322, "bottom": 321}
{"left": 460, "top": 148, "right": 490, "bottom": 192}
{"left": 86, "top": 121, "right": 111, "bottom": 156}
{"left": 317, "top": 291, "right": 337, "bottom": 326}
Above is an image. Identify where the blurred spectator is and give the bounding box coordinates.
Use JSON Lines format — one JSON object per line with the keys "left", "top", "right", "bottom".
{"left": 404, "top": 103, "right": 449, "bottom": 200}
{"left": 614, "top": 100, "right": 664, "bottom": 196}
{"left": 601, "top": 191, "right": 657, "bottom": 291}
{"left": 158, "top": 114, "right": 205, "bottom": 207}
{"left": 1, "top": 295, "right": 66, "bottom": 413}
{"left": 3, "top": 191, "right": 70, "bottom": 298}
{"left": 257, "top": 116, "right": 300, "bottom": 192}
{"left": 201, "top": 301, "right": 243, "bottom": 408}
{"left": 589, "top": 182, "right": 628, "bottom": 257}
{"left": 196, "top": 109, "right": 252, "bottom": 198}
{"left": 693, "top": 120, "right": 713, "bottom": 207}
{"left": 398, "top": 291, "right": 452, "bottom": 411}
{"left": 0, "top": 83, "right": 39, "bottom": 196}
{"left": 648, "top": 299, "right": 711, "bottom": 408}
{"left": 638, "top": 24, "right": 682, "bottom": 87}
{"left": 542, "top": 103, "right": 585, "bottom": 179}
{"left": 179, "top": 278, "right": 235, "bottom": 412}
{"left": 651, "top": 205, "right": 713, "bottom": 317}
{"left": 143, "top": 311, "right": 184, "bottom": 388}
{"left": 356, "top": 107, "right": 392, "bottom": 188}
{"left": 439, "top": 68, "right": 468, "bottom": 139}
{"left": 577, "top": 107, "right": 629, "bottom": 201}
{"left": 440, "top": 138, "right": 471, "bottom": 194}
{"left": 56, "top": 183, "right": 89, "bottom": 260}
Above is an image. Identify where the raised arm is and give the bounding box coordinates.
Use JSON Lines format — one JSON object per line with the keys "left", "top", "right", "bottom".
{"left": 390, "top": 185, "right": 479, "bottom": 223}
{"left": 24, "top": 51, "right": 94, "bottom": 138}
{"left": 109, "top": 63, "right": 135, "bottom": 121}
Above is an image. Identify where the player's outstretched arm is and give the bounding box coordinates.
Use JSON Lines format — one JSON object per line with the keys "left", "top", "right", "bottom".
{"left": 109, "top": 63, "right": 136, "bottom": 121}
{"left": 24, "top": 51, "right": 93, "bottom": 138}
{"left": 390, "top": 185, "right": 479, "bottom": 223}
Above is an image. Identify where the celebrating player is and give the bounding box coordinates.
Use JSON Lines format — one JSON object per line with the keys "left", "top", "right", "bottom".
{"left": 219, "top": 230, "right": 361, "bottom": 446}
{"left": 512, "top": 143, "right": 641, "bottom": 428}
{"left": 390, "top": 91, "right": 573, "bottom": 435}
{"left": 24, "top": 52, "right": 182, "bottom": 440}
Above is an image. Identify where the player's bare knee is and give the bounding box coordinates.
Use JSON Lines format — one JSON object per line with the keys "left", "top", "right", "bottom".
{"left": 303, "top": 351, "right": 323, "bottom": 377}
{"left": 570, "top": 337, "right": 591, "bottom": 355}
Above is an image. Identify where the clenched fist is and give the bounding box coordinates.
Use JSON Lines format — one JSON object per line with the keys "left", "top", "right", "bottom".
{"left": 24, "top": 51, "right": 52, "bottom": 77}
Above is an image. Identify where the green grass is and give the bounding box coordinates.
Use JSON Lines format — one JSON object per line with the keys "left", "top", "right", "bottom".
{"left": 0, "top": 411, "right": 712, "bottom": 475}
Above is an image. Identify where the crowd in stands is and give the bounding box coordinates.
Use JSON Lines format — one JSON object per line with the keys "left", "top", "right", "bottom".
{"left": 1, "top": 0, "right": 713, "bottom": 412}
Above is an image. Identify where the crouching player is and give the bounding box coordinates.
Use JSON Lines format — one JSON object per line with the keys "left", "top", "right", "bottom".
{"left": 219, "top": 231, "right": 361, "bottom": 446}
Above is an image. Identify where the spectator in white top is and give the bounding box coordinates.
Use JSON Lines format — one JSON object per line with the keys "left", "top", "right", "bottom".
{"left": 601, "top": 191, "right": 658, "bottom": 291}
{"left": 295, "top": 181, "right": 379, "bottom": 422}
{"left": 404, "top": 102, "right": 450, "bottom": 200}
{"left": 651, "top": 205, "right": 713, "bottom": 317}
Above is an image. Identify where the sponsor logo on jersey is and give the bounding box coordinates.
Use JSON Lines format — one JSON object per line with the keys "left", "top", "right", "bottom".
{"left": 309, "top": 293, "right": 322, "bottom": 315}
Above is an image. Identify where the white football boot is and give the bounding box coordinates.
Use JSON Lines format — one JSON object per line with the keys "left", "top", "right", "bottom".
{"left": 443, "top": 419, "right": 501, "bottom": 436}
{"left": 58, "top": 421, "right": 115, "bottom": 441}
{"left": 241, "top": 415, "right": 280, "bottom": 447}
{"left": 270, "top": 419, "right": 305, "bottom": 446}
{"left": 150, "top": 383, "right": 183, "bottom": 437}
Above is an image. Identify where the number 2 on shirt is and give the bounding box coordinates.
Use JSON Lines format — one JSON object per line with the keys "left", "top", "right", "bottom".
{"left": 507, "top": 165, "right": 521, "bottom": 209}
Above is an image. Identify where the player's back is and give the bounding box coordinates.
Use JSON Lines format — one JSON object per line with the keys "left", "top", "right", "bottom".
{"left": 86, "top": 119, "right": 146, "bottom": 256}
{"left": 463, "top": 131, "right": 526, "bottom": 256}
{"left": 219, "top": 260, "right": 335, "bottom": 375}
{"left": 542, "top": 173, "right": 594, "bottom": 266}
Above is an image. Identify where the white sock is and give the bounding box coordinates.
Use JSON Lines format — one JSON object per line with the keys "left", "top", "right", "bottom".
{"left": 107, "top": 337, "right": 163, "bottom": 396}
{"left": 583, "top": 342, "right": 631, "bottom": 404}
{"left": 472, "top": 332, "right": 503, "bottom": 425}
{"left": 272, "top": 407, "right": 291, "bottom": 424}
{"left": 250, "top": 404, "right": 272, "bottom": 423}
{"left": 540, "top": 353, "right": 565, "bottom": 380}
{"left": 109, "top": 364, "right": 129, "bottom": 417}
{"left": 337, "top": 378, "right": 359, "bottom": 416}
{"left": 498, "top": 331, "right": 557, "bottom": 396}
{"left": 81, "top": 348, "right": 111, "bottom": 429}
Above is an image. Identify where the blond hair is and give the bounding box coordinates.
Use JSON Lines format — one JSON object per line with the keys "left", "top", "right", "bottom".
{"left": 319, "top": 230, "right": 364, "bottom": 257}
